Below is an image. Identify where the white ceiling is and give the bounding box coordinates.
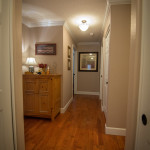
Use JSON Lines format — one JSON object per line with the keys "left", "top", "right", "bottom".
{"left": 22, "top": 0, "right": 130, "bottom": 44}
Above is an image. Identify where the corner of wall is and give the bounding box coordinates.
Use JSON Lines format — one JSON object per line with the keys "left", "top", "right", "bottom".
{"left": 62, "top": 25, "right": 75, "bottom": 108}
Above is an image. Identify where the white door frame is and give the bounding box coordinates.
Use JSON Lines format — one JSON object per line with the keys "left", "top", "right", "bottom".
{"left": 103, "top": 26, "right": 110, "bottom": 118}
{"left": 100, "top": 45, "right": 104, "bottom": 111}
{"left": 0, "top": 0, "right": 17, "bottom": 149}
{"left": 72, "top": 44, "right": 77, "bottom": 95}
{"left": 135, "top": 0, "right": 150, "bottom": 149}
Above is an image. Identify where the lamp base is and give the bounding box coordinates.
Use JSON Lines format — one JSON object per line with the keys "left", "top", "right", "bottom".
{"left": 29, "top": 66, "right": 34, "bottom": 73}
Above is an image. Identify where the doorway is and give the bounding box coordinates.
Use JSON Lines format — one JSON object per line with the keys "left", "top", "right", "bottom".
{"left": 100, "top": 45, "right": 103, "bottom": 109}
{"left": 73, "top": 46, "right": 77, "bottom": 95}
{"left": 102, "top": 25, "right": 110, "bottom": 118}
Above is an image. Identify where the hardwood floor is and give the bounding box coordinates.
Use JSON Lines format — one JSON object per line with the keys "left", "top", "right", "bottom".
{"left": 24, "top": 95, "right": 125, "bottom": 150}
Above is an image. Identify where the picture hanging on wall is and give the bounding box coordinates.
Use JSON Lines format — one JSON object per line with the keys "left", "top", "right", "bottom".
{"left": 68, "top": 59, "right": 71, "bottom": 70}
{"left": 35, "top": 43, "right": 56, "bottom": 55}
{"left": 79, "top": 52, "right": 98, "bottom": 72}
{"left": 68, "top": 46, "right": 71, "bottom": 58}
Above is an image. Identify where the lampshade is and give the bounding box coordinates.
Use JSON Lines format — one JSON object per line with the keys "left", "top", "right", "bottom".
{"left": 25, "top": 57, "right": 37, "bottom": 66}
{"left": 79, "top": 20, "right": 89, "bottom": 31}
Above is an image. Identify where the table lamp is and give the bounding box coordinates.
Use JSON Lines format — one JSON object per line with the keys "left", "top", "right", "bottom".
{"left": 25, "top": 57, "right": 37, "bottom": 73}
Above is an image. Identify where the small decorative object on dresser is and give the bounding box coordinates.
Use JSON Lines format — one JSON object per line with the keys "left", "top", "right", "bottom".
{"left": 39, "top": 63, "right": 47, "bottom": 74}
{"left": 23, "top": 74, "right": 61, "bottom": 120}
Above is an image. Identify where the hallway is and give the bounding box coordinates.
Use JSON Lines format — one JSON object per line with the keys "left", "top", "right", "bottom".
{"left": 24, "top": 95, "right": 125, "bottom": 150}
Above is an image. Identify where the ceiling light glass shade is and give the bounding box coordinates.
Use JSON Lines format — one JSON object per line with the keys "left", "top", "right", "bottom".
{"left": 25, "top": 57, "right": 37, "bottom": 66}
{"left": 79, "top": 20, "right": 89, "bottom": 31}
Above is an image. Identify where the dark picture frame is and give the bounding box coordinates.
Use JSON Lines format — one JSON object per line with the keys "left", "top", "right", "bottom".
{"left": 35, "top": 43, "right": 56, "bottom": 55}
{"left": 79, "top": 52, "right": 98, "bottom": 72}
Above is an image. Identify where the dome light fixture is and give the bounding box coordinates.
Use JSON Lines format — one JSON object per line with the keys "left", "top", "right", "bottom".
{"left": 79, "top": 20, "right": 89, "bottom": 31}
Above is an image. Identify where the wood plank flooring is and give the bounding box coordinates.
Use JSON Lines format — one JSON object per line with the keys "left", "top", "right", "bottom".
{"left": 24, "top": 95, "right": 125, "bottom": 150}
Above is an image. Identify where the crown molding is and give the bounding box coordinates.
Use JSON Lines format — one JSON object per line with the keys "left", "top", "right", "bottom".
{"left": 108, "top": 0, "right": 131, "bottom": 5}
{"left": 100, "top": 0, "right": 131, "bottom": 42}
{"left": 77, "top": 42, "right": 100, "bottom": 46}
{"left": 100, "top": 1, "right": 111, "bottom": 41}
{"left": 22, "top": 20, "right": 65, "bottom": 28}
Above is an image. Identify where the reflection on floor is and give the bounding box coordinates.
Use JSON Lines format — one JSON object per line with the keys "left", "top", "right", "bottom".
{"left": 24, "top": 94, "right": 125, "bottom": 150}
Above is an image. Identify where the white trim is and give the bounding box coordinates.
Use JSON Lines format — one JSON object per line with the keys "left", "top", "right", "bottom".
{"left": 73, "top": 47, "right": 77, "bottom": 94}
{"left": 77, "top": 42, "right": 100, "bottom": 46}
{"left": 105, "top": 25, "right": 111, "bottom": 38}
{"left": 10, "top": 0, "right": 17, "bottom": 149}
{"left": 108, "top": 0, "right": 131, "bottom": 5}
{"left": 100, "top": 0, "right": 131, "bottom": 41}
{"left": 72, "top": 44, "right": 74, "bottom": 96}
{"left": 22, "top": 21, "right": 65, "bottom": 28}
{"left": 135, "top": 1, "right": 149, "bottom": 149}
{"left": 100, "top": 1, "right": 111, "bottom": 41}
{"left": 60, "top": 97, "right": 73, "bottom": 113}
{"left": 76, "top": 91, "right": 100, "bottom": 96}
{"left": 105, "top": 124, "right": 126, "bottom": 136}
{"left": 99, "top": 99, "right": 104, "bottom": 112}
{"left": 100, "top": 46, "right": 103, "bottom": 100}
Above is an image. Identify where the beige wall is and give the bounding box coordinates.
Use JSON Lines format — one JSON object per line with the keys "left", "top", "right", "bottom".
{"left": 77, "top": 44, "right": 100, "bottom": 92}
{"left": 22, "top": 24, "right": 30, "bottom": 64}
{"left": 106, "top": 4, "right": 131, "bottom": 128}
{"left": 62, "top": 27, "right": 75, "bottom": 106}
{"left": 22, "top": 25, "right": 63, "bottom": 74}
{"left": 125, "top": 0, "right": 141, "bottom": 149}
{"left": 13, "top": 0, "right": 25, "bottom": 149}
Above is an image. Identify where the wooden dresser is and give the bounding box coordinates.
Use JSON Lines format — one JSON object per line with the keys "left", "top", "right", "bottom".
{"left": 23, "top": 75, "right": 61, "bottom": 120}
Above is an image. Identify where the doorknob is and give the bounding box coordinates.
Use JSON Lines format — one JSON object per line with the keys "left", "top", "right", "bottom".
{"left": 142, "top": 114, "right": 147, "bottom": 126}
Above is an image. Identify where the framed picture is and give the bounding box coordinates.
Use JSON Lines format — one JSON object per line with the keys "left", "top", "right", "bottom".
{"left": 79, "top": 52, "right": 98, "bottom": 72}
{"left": 68, "top": 59, "right": 71, "bottom": 70}
{"left": 35, "top": 43, "right": 56, "bottom": 55}
{"left": 68, "top": 46, "right": 71, "bottom": 58}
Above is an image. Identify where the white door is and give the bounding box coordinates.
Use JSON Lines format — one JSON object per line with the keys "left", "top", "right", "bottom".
{"left": 100, "top": 46, "right": 103, "bottom": 101}
{"left": 73, "top": 47, "right": 77, "bottom": 94}
{"left": 135, "top": 1, "right": 150, "bottom": 150}
{"left": 103, "top": 27, "right": 110, "bottom": 118}
{"left": 0, "top": 0, "right": 15, "bottom": 149}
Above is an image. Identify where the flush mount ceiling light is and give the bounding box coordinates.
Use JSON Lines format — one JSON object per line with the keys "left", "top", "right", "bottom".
{"left": 79, "top": 20, "right": 89, "bottom": 31}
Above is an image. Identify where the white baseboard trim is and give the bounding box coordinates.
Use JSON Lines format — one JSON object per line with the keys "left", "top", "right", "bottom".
{"left": 76, "top": 91, "right": 99, "bottom": 96}
{"left": 105, "top": 124, "right": 126, "bottom": 136}
{"left": 60, "top": 97, "right": 73, "bottom": 113}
